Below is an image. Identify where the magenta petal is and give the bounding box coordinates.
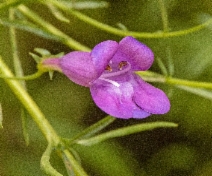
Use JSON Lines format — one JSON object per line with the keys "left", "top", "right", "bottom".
{"left": 60, "top": 51, "right": 98, "bottom": 87}
{"left": 90, "top": 80, "right": 151, "bottom": 119}
{"left": 133, "top": 74, "right": 170, "bottom": 114}
{"left": 91, "top": 40, "right": 119, "bottom": 76}
{"left": 112, "top": 36, "right": 154, "bottom": 71}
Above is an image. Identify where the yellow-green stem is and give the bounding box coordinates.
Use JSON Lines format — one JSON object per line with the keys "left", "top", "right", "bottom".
{"left": 48, "top": 0, "right": 212, "bottom": 38}
{"left": 158, "top": 0, "right": 169, "bottom": 32}
{"left": 0, "top": 56, "right": 58, "bottom": 143}
{"left": 18, "top": 4, "right": 90, "bottom": 51}
{"left": 0, "top": 56, "right": 88, "bottom": 175}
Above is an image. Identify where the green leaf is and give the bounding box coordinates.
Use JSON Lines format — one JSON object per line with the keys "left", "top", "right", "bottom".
{"left": 116, "top": 22, "right": 128, "bottom": 31}
{"left": 47, "top": 3, "right": 70, "bottom": 23}
{"left": 0, "top": 0, "right": 22, "bottom": 10}
{"left": 0, "top": 103, "right": 3, "bottom": 129}
{"left": 61, "top": 148, "right": 80, "bottom": 176}
{"left": 76, "top": 121, "right": 178, "bottom": 146}
{"left": 166, "top": 46, "right": 174, "bottom": 76}
{"left": 40, "top": 143, "right": 63, "bottom": 176}
{"left": 29, "top": 52, "right": 41, "bottom": 63}
{"left": 156, "top": 57, "right": 168, "bottom": 76}
{"left": 60, "top": 1, "right": 109, "bottom": 10}
{"left": 48, "top": 71, "right": 54, "bottom": 80}
{"left": 65, "top": 116, "right": 115, "bottom": 144}
{"left": 21, "top": 109, "right": 29, "bottom": 146}
{"left": 0, "top": 18, "right": 59, "bottom": 40}
{"left": 34, "top": 48, "right": 51, "bottom": 56}
{"left": 177, "top": 85, "right": 212, "bottom": 101}
{"left": 30, "top": 48, "right": 64, "bottom": 63}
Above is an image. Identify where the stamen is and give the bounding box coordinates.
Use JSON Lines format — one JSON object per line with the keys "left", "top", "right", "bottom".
{"left": 119, "top": 61, "right": 128, "bottom": 70}
{"left": 99, "top": 77, "right": 120, "bottom": 87}
{"left": 101, "top": 61, "right": 131, "bottom": 78}
{"left": 105, "top": 65, "right": 112, "bottom": 72}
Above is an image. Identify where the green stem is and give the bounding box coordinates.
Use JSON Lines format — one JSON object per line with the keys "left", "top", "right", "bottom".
{"left": 0, "top": 71, "right": 44, "bottom": 80}
{"left": 65, "top": 115, "right": 116, "bottom": 145}
{"left": 41, "top": 142, "right": 63, "bottom": 176}
{"left": 48, "top": 0, "right": 212, "bottom": 38}
{"left": 76, "top": 121, "right": 178, "bottom": 146}
{"left": 0, "top": 0, "right": 19, "bottom": 10}
{"left": 158, "top": 0, "right": 169, "bottom": 32}
{"left": 0, "top": 56, "right": 88, "bottom": 175}
{"left": 10, "top": 8, "right": 30, "bottom": 145}
{"left": 137, "top": 71, "right": 212, "bottom": 90}
{"left": 62, "top": 149, "right": 88, "bottom": 176}
{"left": 166, "top": 77, "right": 212, "bottom": 89}
{"left": 0, "top": 56, "right": 58, "bottom": 143}
{"left": 9, "top": 8, "right": 26, "bottom": 86}
{"left": 17, "top": 4, "right": 90, "bottom": 51}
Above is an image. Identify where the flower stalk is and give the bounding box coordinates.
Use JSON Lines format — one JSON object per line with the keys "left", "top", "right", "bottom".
{"left": 137, "top": 71, "right": 212, "bottom": 90}
{"left": 47, "top": 0, "right": 212, "bottom": 38}
{"left": 17, "top": 4, "right": 90, "bottom": 51}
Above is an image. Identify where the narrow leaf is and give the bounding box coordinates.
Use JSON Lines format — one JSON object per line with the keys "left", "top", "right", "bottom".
{"left": 29, "top": 52, "right": 41, "bottom": 63}
{"left": 41, "top": 143, "right": 63, "bottom": 176}
{"left": 66, "top": 116, "right": 115, "bottom": 144}
{"left": 49, "top": 71, "right": 54, "bottom": 80}
{"left": 166, "top": 46, "right": 174, "bottom": 76}
{"left": 0, "top": 0, "right": 25, "bottom": 11}
{"left": 47, "top": 3, "right": 70, "bottom": 23}
{"left": 21, "top": 109, "right": 29, "bottom": 146}
{"left": 34, "top": 48, "right": 51, "bottom": 56}
{"left": 61, "top": 148, "right": 81, "bottom": 176}
{"left": 0, "top": 18, "right": 59, "bottom": 40}
{"left": 116, "top": 22, "right": 128, "bottom": 31}
{"left": 177, "top": 85, "right": 212, "bottom": 101}
{"left": 0, "top": 103, "right": 3, "bottom": 128}
{"left": 76, "top": 121, "right": 178, "bottom": 146}
{"left": 156, "top": 57, "right": 168, "bottom": 76}
{"left": 61, "top": 1, "right": 109, "bottom": 9}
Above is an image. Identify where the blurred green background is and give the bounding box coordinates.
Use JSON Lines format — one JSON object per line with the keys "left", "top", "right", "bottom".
{"left": 1, "top": 0, "right": 212, "bottom": 175}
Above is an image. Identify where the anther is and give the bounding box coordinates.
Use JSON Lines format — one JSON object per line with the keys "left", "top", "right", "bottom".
{"left": 105, "top": 65, "right": 112, "bottom": 72}
{"left": 118, "top": 61, "right": 128, "bottom": 70}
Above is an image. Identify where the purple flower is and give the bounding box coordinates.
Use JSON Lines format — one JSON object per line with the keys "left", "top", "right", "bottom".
{"left": 42, "top": 36, "right": 170, "bottom": 119}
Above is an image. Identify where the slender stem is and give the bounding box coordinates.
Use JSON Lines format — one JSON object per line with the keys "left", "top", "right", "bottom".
{"left": 76, "top": 121, "right": 178, "bottom": 146}
{"left": 0, "top": 56, "right": 88, "bottom": 175}
{"left": 66, "top": 116, "right": 115, "bottom": 144}
{"left": 48, "top": 0, "right": 212, "bottom": 38}
{"left": 166, "top": 77, "right": 212, "bottom": 89}
{"left": 0, "top": 0, "right": 19, "bottom": 10}
{"left": 157, "top": 0, "right": 174, "bottom": 77}
{"left": 0, "top": 71, "right": 44, "bottom": 80}
{"left": 0, "top": 56, "right": 58, "bottom": 143}
{"left": 0, "top": 104, "right": 3, "bottom": 128}
{"left": 137, "top": 71, "right": 212, "bottom": 90}
{"left": 10, "top": 8, "right": 30, "bottom": 145}
{"left": 158, "top": 0, "right": 169, "bottom": 32}
{"left": 17, "top": 4, "right": 90, "bottom": 51}
{"left": 62, "top": 149, "right": 88, "bottom": 176}
{"left": 9, "top": 8, "right": 26, "bottom": 86}
{"left": 41, "top": 142, "right": 63, "bottom": 176}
